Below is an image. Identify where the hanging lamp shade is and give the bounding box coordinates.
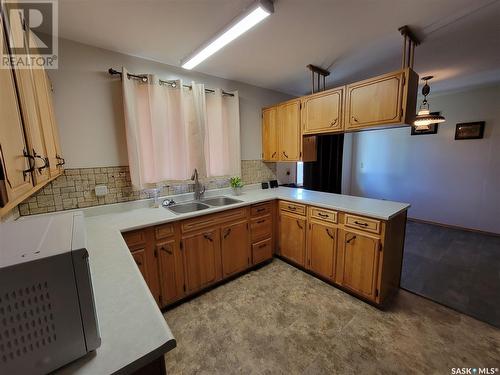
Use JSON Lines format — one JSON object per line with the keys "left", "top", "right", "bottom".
{"left": 414, "top": 76, "right": 445, "bottom": 129}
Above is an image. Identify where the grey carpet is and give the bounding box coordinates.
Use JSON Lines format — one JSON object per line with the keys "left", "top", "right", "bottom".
{"left": 401, "top": 220, "right": 500, "bottom": 327}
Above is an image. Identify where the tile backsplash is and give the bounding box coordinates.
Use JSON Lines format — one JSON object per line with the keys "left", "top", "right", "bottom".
{"left": 18, "top": 160, "right": 277, "bottom": 216}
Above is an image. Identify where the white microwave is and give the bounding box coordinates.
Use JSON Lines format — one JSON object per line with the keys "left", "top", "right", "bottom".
{"left": 0, "top": 212, "right": 101, "bottom": 374}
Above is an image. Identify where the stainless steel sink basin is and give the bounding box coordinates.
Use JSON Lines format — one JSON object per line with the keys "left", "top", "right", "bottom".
{"left": 168, "top": 202, "right": 210, "bottom": 214}
{"left": 202, "top": 196, "right": 243, "bottom": 206}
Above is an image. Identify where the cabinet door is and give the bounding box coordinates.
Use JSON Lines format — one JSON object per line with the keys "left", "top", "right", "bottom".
{"left": 221, "top": 220, "right": 250, "bottom": 277}
{"left": 262, "top": 107, "right": 279, "bottom": 161}
{"left": 279, "top": 211, "right": 306, "bottom": 266}
{"left": 9, "top": 15, "right": 50, "bottom": 185}
{"left": 278, "top": 100, "right": 301, "bottom": 161}
{"left": 157, "top": 240, "right": 184, "bottom": 306}
{"left": 131, "top": 248, "right": 149, "bottom": 286}
{"left": 341, "top": 230, "right": 380, "bottom": 299}
{"left": 0, "top": 21, "right": 33, "bottom": 204}
{"left": 345, "top": 71, "right": 404, "bottom": 130}
{"left": 307, "top": 221, "right": 336, "bottom": 279}
{"left": 302, "top": 88, "right": 343, "bottom": 134}
{"left": 182, "top": 229, "right": 222, "bottom": 294}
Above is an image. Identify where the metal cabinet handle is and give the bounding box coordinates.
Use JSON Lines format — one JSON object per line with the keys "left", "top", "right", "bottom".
{"left": 160, "top": 245, "right": 172, "bottom": 255}
{"left": 258, "top": 243, "right": 267, "bottom": 249}
{"left": 352, "top": 116, "right": 359, "bottom": 123}
{"left": 318, "top": 212, "right": 329, "bottom": 218}
{"left": 326, "top": 228, "right": 335, "bottom": 239}
{"left": 33, "top": 150, "right": 49, "bottom": 173}
{"left": 223, "top": 228, "right": 232, "bottom": 239}
{"left": 296, "top": 220, "right": 303, "bottom": 229}
{"left": 22, "top": 149, "right": 36, "bottom": 180}
{"left": 330, "top": 118, "right": 338, "bottom": 127}
{"left": 288, "top": 205, "right": 296, "bottom": 211}
{"left": 256, "top": 219, "right": 266, "bottom": 224}
{"left": 271, "top": 151, "right": 277, "bottom": 158}
{"left": 282, "top": 151, "right": 289, "bottom": 158}
{"left": 203, "top": 233, "right": 213, "bottom": 242}
{"left": 354, "top": 221, "right": 368, "bottom": 227}
{"left": 256, "top": 207, "right": 266, "bottom": 212}
{"left": 56, "top": 154, "right": 65, "bottom": 167}
{"left": 346, "top": 235, "right": 357, "bottom": 244}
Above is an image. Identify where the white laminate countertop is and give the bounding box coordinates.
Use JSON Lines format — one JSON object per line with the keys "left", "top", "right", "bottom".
{"left": 84, "top": 186, "right": 410, "bottom": 234}
{"left": 43, "top": 186, "right": 409, "bottom": 374}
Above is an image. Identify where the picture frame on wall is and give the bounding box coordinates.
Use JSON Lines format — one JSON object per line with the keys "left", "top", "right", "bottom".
{"left": 455, "top": 121, "right": 485, "bottom": 140}
{"left": 411, "top": 112, "right": 440, "bottom": 135}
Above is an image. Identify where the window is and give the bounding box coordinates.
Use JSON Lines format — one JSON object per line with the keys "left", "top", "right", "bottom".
{"left": 296, "top": 162, "right": 303, "bottom": 186}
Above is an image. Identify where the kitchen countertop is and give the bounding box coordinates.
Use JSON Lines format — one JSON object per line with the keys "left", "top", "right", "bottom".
{"left": 84, "top": 186, "right": 410, "bottom": 233}
{"left": 52, "top": 186, "right": 409, "bottom": 374}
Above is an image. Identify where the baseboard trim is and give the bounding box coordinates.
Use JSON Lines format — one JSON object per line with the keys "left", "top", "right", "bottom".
{"left": 407, "top": 217, "right": 500, "bottom": 237}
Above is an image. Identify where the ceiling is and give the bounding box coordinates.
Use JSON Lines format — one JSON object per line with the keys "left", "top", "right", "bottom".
{"left": 57, "top": 0, "right": 500, "bottom": 96}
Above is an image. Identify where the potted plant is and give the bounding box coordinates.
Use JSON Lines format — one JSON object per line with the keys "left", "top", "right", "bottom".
{"left": 230, "top": 176, "right": 243, "bottom": 196}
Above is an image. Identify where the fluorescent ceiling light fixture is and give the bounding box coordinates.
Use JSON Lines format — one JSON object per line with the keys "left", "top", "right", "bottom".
{"left": 182, "top": 0, "right": 274, "bottom": 70}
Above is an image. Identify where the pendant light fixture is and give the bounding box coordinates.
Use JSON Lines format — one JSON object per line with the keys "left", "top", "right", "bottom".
{"left": 414, "top": 76, "right": 445, "bottom": 129}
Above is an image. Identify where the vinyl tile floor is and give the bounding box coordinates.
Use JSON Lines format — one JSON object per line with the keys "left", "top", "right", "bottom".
{"left": 401, "top": 220, "right": 500, "bottom": 327}
{"left": 163, "top": 259, "right": 500, "bottom": 374}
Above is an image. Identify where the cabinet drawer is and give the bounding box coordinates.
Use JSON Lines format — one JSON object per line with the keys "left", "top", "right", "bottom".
{"left": 250, "top": 214, "right": 272, "bottom": 242}
{"left": 279, "top": 201, "right": 306, "bottom": 216}
{"left": 309, "top": 207, "right": 338, "bottom": 223}
{"left": 155, "top": 223, "right": 174, "bottom": 239}
{"left": 250, "top": 202, "right": 272, "bottom": 217}
{"left": 122, "top": 229, "right": 146, "bottom": 247}
{"left": 344, "top": 214, "right": 381, "bottom": 234}
{"left": 252, "top": 238, "right": 273, "bottom": 265}
{"left": 181, "top": 208, "right": 248, "bottom": 233}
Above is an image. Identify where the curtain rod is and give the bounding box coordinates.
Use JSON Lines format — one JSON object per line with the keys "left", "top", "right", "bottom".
{"left": 108, "top": 68, "right": 235, "bottom": 97}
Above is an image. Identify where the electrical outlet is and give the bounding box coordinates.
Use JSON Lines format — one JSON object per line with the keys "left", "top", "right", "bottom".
{"left": 95, "top": 185, "right": 108, "bottom": 197}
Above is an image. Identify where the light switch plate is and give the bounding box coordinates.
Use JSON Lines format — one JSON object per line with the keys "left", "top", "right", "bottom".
{"left": 95, "top": 185, "right": 108, "bottom": 197}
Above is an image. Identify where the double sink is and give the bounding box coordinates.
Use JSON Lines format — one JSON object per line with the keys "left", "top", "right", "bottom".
{"left": 166, "top": 196, "right": 243, "bottom": 214}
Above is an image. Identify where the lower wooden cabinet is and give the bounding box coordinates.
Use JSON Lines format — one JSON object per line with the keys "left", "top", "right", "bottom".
{"left": 221, "top": 220, "right": 250, "bottom": 277}
{"left": 278, "top": 201, "right": 407, "bottom": 305}
{"left": 157, "top": 240, "right": 184, "bottom": 305}
{"left": 306, "top": 221, "right": 336, "bottom": 280}
{"left": 182, "top": 229, "right": 222, "bottom": 294}
{"left": 131, "top": 248, "right": 149, "bottom": 283}
{"left": 252, "top": 238, "right": 273, "bottom": 265}
{"left": 279, "top": 211, "right": 306, "bottom": 266}
{"left": 122, "top": 200, "right": 406, "bottom": 308}
{"left": 339, "top": 230, "right": 380, "bottom": 300}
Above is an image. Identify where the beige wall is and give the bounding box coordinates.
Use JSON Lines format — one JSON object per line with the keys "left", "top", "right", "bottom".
{"left": 49, "top": 38, "right": 292, "bottom": 168}
{"left": 349, "top": 84, "right": 500, "bottom": 234}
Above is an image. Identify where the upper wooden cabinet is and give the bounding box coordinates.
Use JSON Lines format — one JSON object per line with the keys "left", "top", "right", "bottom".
{"left": 0, "top": 24, "right": 33, "bottom": 206}
{"left": 261, "top": 68, "right": 419, "bottom": 149}
{"left": 278, "top": 99, "right": 301, "bottom": 161}
{"left": 262, "top": 99, "right": 317, "bottom": 162}
{"left": 302, "top": 87, "right": 344, "bottom": 134}
{"left": 0, "top": 17, "right": 64, "bottom": 216}
{"left": 262, "top": 107, "right": 279, "bottom": 161}
{"left": 344, "top": 68, "right": 418, "bottom": 131}
{"left": 31, "top": 66, "right": 63, "bottom": 178}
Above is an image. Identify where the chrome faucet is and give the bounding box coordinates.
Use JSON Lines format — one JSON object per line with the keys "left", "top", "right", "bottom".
{"left": 191, "top": 168, "right": 205, "bottom": 200}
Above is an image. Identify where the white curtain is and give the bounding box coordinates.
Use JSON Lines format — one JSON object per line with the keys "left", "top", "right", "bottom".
{"left": 206, "top": 89, "right": 241, "bottom": 177}
{"left": 121, "top": 67, "right": 240, "bottom": 189}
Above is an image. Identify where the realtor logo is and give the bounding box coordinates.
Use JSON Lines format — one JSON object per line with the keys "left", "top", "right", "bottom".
{"left": 1, "top": 0, "right": 58, "bottom": 69}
